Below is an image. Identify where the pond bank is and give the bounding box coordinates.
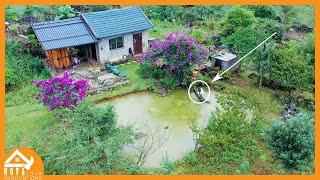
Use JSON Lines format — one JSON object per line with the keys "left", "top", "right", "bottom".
{"left": 99, "top": 89, "right": 219, "bottom": 168}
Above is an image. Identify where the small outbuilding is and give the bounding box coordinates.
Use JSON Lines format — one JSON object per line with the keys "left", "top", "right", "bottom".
{"left": 32, "top": 6, "right": 153, "bottom": 70}
{"left": 211, "top": 51, "right": 239, "bottom": 71}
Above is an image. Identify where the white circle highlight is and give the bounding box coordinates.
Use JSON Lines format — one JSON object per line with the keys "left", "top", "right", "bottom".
{"left": 188, "top": 80, "right": 211, "bottom": 104}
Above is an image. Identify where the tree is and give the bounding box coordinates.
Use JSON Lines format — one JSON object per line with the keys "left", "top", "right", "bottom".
{"left": 54, "top": 6, "right": 76, "bottom": 20}
{"left": 5, "top": 40, "right": 46, "bottom": 89}
{"left": 5, "top": 7, "right": 19, "bottom": 22}
{"left": 138, "top": 32, "right": 208, "bottom": 88}
{"left": 221, "top": 7, "right": 257, "bottom": 35}
{"left": 256, "top": 43, "right": 276, "bottom": 88}
{"left": 255, "top": 19, "right": 287, "bottom": 42}
{"left": 299, "top": 33, "right": 315, "bottom": 65}
{"left": 268, "top": 41, "right": 314, "bottom": 94}
{"left": 249, "top": 6, "right": 276, "bottom": 19}
{"left": 223, "top": 27, "right": 268, "bottom": 57}
{"left": 268, "top": 112, "right": 314, "bottom": 171}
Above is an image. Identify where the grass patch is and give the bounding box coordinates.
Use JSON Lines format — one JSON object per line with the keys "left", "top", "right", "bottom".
{"left": 5, "top": 97, "right": 57, "bottom": 151}
{"left": 148, "top": 19, "right": 186, "bottom": 39}
{"left": 5, "top": 82, "right": 58, "bottom": 152}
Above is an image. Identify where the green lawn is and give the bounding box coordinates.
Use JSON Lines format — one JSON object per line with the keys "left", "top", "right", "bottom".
{"left": 5, "top": 94, "right": 57, "bottom": 151}
{"left": 148, "top": 19, "right": 186, "bottom": 39}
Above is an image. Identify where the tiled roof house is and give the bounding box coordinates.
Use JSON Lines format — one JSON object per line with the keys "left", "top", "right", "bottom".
{"left": 32, "top": 6, "right": 153, "bottom": 64}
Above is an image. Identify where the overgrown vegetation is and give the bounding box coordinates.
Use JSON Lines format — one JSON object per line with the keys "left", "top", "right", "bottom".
{"left": 199, "top": 100, "right": 262, "bottom": 174}
{"left": 5, "top": 40, "right": 48, "bottom": 89}
{"left": 39, "top": 101, "right": 134, "bottom": 174}
{"left": 175, "top": 86, "right": 285, "bottom": 174}
{"left": 269, "top": 112, "right": 314, "bottom": 172}
{"left": 267, "top": 41, "right": 314, "bottom": 93}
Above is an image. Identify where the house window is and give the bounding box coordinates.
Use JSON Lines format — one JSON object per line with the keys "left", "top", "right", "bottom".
{"left": 109, "top": 37, "right": 124, "bottom": 50}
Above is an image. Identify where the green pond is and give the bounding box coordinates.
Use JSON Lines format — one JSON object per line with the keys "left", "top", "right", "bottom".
{"left": 100, "top": 89, "right": 218, "bottom": 168}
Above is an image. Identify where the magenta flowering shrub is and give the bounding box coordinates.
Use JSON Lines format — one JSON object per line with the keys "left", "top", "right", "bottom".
{"left": 138, "top": 32, "right": 208, "bottom": 87}
{"left": 34, "top": 72, "right": 89, "bottom": 109}
{"left": 135, "top": 54, "right": 144, "bottom": 63}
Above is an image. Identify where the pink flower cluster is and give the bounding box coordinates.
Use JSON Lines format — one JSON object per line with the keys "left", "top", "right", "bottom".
{"left": 140, "top": 32, "right": 208, "bottom": 73}
{"left": 34, "top": 72, "right": 89, "bottom": 109}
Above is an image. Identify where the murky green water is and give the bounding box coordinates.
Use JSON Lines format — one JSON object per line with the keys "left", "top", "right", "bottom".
{"left": 100, "top": 89, "right": 218, "bottom": 168}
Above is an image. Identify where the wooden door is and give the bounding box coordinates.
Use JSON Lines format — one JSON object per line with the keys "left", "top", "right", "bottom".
{"left": 133, "top": 33, "right": 143, "bottom": 54}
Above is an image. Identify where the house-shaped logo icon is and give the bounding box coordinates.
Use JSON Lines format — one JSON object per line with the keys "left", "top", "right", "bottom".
{"left": 4, "top": 149, "right": 34, "bottom": 176}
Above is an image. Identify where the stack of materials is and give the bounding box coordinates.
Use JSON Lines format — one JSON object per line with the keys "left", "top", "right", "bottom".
{"left": 45, "top": 48, "right": 71, "bottom": 69}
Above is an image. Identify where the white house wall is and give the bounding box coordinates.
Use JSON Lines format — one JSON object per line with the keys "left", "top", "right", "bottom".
{"left": 97, "top": 30, "right": 149, "bottom": 63}
{"left": 142, "top": 31, "right": 149, "bottom": 52}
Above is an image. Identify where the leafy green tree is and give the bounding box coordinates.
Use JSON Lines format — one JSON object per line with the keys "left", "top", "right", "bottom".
{"left": 223, "top": 27, "right": 268, "bottom": 57}
{"left": 5, "top": 7, "right": 19, "bottom": 22}
{"left": 255, "top": 19, "right": 287, "bottom": 42}
{"left": 255, "top": 43, "right": 276, "bottom": 88}
{"left": 143, "top": 6, "right": 184, "bottom": 22}
{"left": 268, "top": 41, "right": 314, "bottom": 94}
{"left": 249, "top": 6, "right": 276, "bottom": 19}
{"left": 5, "top": 40, "right": 46, "bottom": 89}
{"left": 221, "top": 7, "right": 257, "bottom": 35}
{"left": 54, "top": 6, "right": 76, "bottom": 20}
{"left": 23, "top": 5, "right": 38, "bottom": 17}
{"left": 277, "top": 5, "right": 297, "bottom": 24}
{"left": 268, "top": 112, "right": 314, "bottom": 171}
{"left": 299, "top": 33, "right": 315, "bottom": 65}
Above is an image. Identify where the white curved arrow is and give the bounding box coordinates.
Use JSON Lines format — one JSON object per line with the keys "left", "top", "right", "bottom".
{"left": 211, "top": 32, "right": 277, "bottom": 83}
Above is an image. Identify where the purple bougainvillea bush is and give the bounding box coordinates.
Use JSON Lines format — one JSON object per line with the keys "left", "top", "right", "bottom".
{"left": 34, "top": 72, "right": 89, "bottom": 109}
{"left": 138, "top": 32, "right": 208, "bottom": 87}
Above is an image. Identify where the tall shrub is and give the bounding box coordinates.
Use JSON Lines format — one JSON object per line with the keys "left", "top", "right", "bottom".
{"left": 54, "top": 6, "right": 76, "bottom": 20}
{"left": 42, "top": 101, "right": 134, "bottom": 174}
{"left": 221, "top": 7, "right": 257, "bottom": 35}
{"left": 223, "top": 27, "right": 268, "bottom": 57}
{"left": 5, "top": 40, "right": 46, "bottom": 89}
{"left": 138, "top": 32, "right": 208, "bottom": 88}
{"left": 34, "top": 72, "right": 89, "bottom": 109}
{"left": 268, "top": 112, "right": 314, "bottom": 170}
{"left": 249, "top": 6, "right": 276, "bottom": 19}
{"left": 268, "top": 41, "right": 314, "bottom": 93}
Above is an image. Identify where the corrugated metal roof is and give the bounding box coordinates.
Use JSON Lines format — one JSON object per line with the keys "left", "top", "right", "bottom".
{"left": 82, "top": 6, "right": 153, "bottom": 39}
{"left": 32, "top": 17, "right": 97, "bottom": 50}
{"left": 213, "top": 52, "right": 237, "bottom": 61}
